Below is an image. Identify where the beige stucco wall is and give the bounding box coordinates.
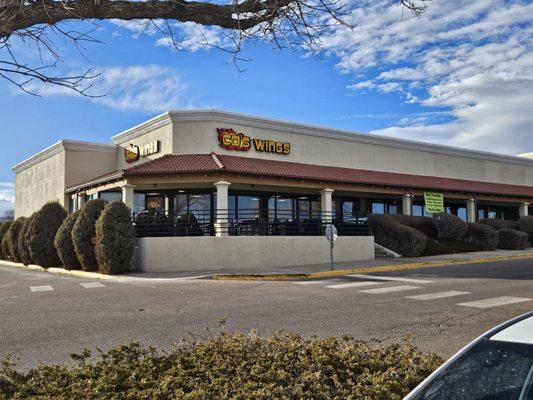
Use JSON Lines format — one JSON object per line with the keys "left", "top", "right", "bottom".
{"left": 169, "top": 119, "right": 533, "bottom": 187}
{"left": 64, "top": 148, "right": 118, "bottom": 188}
{"left": 137, "top": 235, "right": 375, "bottom": 272}
{"left": 15, "top": 151, "right": 67, "bottom": 218}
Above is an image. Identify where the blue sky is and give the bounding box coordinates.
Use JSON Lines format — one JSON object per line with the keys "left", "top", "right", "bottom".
{"left": 1, "top": 0, "right": 532, "bottom": 213}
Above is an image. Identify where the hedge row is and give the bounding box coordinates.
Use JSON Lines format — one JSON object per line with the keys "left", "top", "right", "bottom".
{"left": 0, "top": 200, "right": 136, "bottom": 275}
{"left": 372, "top": 212, "right": 531, "bottom": 256}
{"left": 0, "top": 334, "right": 443, "bottom": 400}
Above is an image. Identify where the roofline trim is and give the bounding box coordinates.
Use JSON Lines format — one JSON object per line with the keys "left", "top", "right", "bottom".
{"left": 65, "top": 171, "right": 124, "bottom": 193}
{"left": 12, "top": 140, "right": 117, "bottom": 174}
{"left": 111, "top": 109, "right": 533, "bottom": 168}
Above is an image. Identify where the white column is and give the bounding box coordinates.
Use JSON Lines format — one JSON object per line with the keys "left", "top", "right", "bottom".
{"left": 466, "top": 198, "right": 476, "bottom": 223}
{"left": 214, "top": 181, "right": 231, "bottom": 236}
{"left": 519, "top": 202, "right": 530, "bottom": 217}
{"left": 121, "top": 184, "right": 135, "bottom": 211}
{"left": 402, "top": 194, "right": 412, "bottom": 216}
{"left": 164, "top": 195, "right": 170, "bottom": 214}
{"left": 320, "top": 188, "right": 334, "bottom": 222}
{"left": 77, "top": 192, "right": 87, "bottom": 211}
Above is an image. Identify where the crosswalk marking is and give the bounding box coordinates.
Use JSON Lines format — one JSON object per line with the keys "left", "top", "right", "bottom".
{"left": 347, "top": 274, "right": 434, "bottom": 284}
{"left": 80, "top": 282, "right": 106, "bottom": 289}
{"left": 406, "top": 291, "right": 471, "bottom": 301}
{"left": 30, "top": 285, "right": 53, "bottom": 292}
{"left": 360, "top": 285, "right": 420, "bottom": 294}
{"left": 325, "top": 281, "right": 382, "bottom": 289}
{"left": 457, "top": 296, "right": 531, "bottom": 309}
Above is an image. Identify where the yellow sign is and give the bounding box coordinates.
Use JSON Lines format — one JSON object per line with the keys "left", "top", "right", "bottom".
{"left": 217, "top": 128, "right": 290, "bottom": 155}
{"left": 424, "top": 192, "right": 444, "bottom": 213}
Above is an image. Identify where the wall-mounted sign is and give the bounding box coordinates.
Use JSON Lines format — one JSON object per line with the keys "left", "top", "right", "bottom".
{"left": 217, "top": 128, "right": 290, "bottom": 155}
{"left": 125, "top": 140, "right": 160, "bottom": 163}
{"left": 424, "top": 192, "right": 444, "bottom": 213}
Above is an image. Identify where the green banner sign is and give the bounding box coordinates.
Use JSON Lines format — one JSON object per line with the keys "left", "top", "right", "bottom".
{"left": 424, "top": 192, "right": 444, "bottom": 213}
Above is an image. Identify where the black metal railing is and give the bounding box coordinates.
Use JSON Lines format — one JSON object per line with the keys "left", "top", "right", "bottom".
{"left": 133, "top": 209, "right": 369, "bottom": 237}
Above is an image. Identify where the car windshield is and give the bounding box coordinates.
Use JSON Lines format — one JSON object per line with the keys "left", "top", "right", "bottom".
{"left": 412, "top": 339, "right": 533, "bottom": 400}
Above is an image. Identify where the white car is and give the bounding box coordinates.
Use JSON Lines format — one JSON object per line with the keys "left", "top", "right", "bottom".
{"left": 405, "top": 311, "right": 533, "bottom": 400}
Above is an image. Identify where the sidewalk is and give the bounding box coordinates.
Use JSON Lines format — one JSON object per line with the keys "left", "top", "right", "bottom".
{"left": 2, "top": 248, "right": 533, "bottom": 282}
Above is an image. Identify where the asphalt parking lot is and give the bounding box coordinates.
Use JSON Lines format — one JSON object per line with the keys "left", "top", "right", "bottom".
{"left": 1, "top": 258, "right": 532, "bottom": 370}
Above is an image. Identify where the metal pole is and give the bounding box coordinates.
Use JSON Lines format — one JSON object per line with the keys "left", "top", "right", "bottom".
{"left": 330, "top": 234, "right": 334, "bottom": 271}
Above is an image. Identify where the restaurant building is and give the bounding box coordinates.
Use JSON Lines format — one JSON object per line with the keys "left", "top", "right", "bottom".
{"left": 12, "top": 110, "right": 533, "bottom": 271}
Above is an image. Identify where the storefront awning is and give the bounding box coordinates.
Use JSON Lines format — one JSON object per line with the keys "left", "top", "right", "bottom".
{"left": 68, "top": 153, "right": 533, "bottom": 198}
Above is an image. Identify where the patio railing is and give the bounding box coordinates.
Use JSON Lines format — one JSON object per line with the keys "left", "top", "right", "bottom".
{"left": 133, "top": 209, "right": 369, "bottom": 237}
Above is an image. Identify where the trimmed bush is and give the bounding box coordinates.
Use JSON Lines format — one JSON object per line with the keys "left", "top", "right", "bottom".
{"left": 28, "top": 202, "right": 68, "bottom": 268}
{"left": 95, "top": 202, "right": 136, "bottom": 274}
{"left": 5, "top": 217, "right": 26, "bottom": 263}
{"left": 369, "top": 214, "right": 427, "bottom": 257}
{"left": 18, "top": 214, "right": 36, "bottom": 266}
{"left": 497, "top": 228, "right": 528, "bottom": 250}
{"left": 463, "top": 222, "right": 499, "bottom": 251}
{"left": 0, "top": 333, "right": 442, "bottom": 399}
{"left": 54, "top": 210, "right": 82, "bottom": 270}
{"left": 72, "top": 199, "right": 107, "bottom": 271}
{"left": 433, "top": 212, "right": 468, "bottom": 241}
{"left": 478, "top": 218, "right": 519, "bottom": 230}
{"left": 391, "top": 214, "right": 438, "bottom": 239}
{"left": 0, "top": 221, "right": 13, "bottom": 260}
{"left": 518, "top": 216, "right": 533, "bottom": 233}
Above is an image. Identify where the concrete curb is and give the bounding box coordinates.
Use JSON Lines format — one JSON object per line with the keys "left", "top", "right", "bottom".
{"left": 212, "top": 253, "right": 533, "bottom": 281}
{"left": 0, "top": 260, "right": 207, "bottom": 282}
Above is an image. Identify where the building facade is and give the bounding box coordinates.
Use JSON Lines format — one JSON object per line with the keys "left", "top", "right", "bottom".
{"left": 13, "top": 110, "right": 533, "bottom": 229}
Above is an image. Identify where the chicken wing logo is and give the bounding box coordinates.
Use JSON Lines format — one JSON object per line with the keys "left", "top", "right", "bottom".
{"left": 125, "top": 144, "right": 140, "bottom": 163}
{"left": 217, "top": 128, "right": 251, "bottom": 152}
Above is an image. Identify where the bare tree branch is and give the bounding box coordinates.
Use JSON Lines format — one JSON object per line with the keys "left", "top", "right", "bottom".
{"left": 0, "top": 0, "right": 430, "bottom": 95}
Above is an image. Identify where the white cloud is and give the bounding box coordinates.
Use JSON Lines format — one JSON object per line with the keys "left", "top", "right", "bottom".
{"left": 26, "top": 64, "right": 192, "bottom": 113}
{"left": 0, "top": 183, "right": 15, "bottom": 213}
{"left": 322, "top": 0, "right": 533, "bottom": 154}
{"left": 155, "top": 22, "right": 226, "bottom": 52}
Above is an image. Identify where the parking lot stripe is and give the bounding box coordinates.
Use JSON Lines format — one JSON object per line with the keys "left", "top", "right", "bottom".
{"left": 457, "top": 296, "right": 531, "bottom": 309}
{"left": 347, "top": 274, "right": 434, "bottom": 284}
{"left": 80, "top": 282, "right": 106, "bottom": 289}
{"left": 360, "top": 285, "right": 420, "bottom": 294}
{"left": 406, "top": 291, "right": 471, "bottom": 301}
{"left": 325, "top": 281, "right": 382, "bottom": 289}
{"left": 30, "top": 285, "right": 54, "bottom": 292}
{"left": 294, "top": 280, "right": 344, "bottom": 285}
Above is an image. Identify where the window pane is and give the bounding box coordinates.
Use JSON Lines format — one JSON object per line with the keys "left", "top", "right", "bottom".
{"left": 372, "top": 202, "right": 385, "bottom": 214}
{"left": 146, "top": 195, "right": 164, "bottom": 211}
{"left": 237, "top": 196, "right": 260, "bottom": 221}
{"left": 388, "top": 204, "right": 398, "bottom": 215}
{"left": 174, "top": 194, "right": 188, "bottom": 215}
{"left": 276, "top": 197, "right": 293, "bottom": 221}
{"left": 457, "top": 208, "right": 467, "bottom": 221}
{"left": 100, "top": 191, "right": 122, "bottom": 203}
{"left": 133, "top": 193, "right": 145, "bottom": 213}
{"left": 188, "top": 194, "right": 211, "bottom": 221}
{"left": 298, "top": 199, "right": 310, "bottom": 219}
{"left": 311, "top": 201, "right": 321, "bottom": 219}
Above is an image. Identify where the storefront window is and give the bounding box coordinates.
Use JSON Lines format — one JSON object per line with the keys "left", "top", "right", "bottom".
{"left": 237, "top": 196, "right": 261, "bottom": 221}
{"left": 297, "top": 198, "right": 310, "bottom": 219}
{"left": 99, "top": 191, "right": 122, "bottom": 203}
{"left": 188, "top": 194, "right": 211, "bottom": 221}
{"left": 174, "top": 194, "right": 188, "bottom": 215}
{"left": 269, "top": 196, "right": 294, "bottom": 221}
{"left": 146, "top": 194, "right": 164, "bottom": 211}
{"left": 372, "top": 202, "right": 385, "bottom": 214}
{"left": 133, "top": 193, "right": 145, "bottom": 213}
{"left": 412, "top": 204, "right": 423, "bottom": 216}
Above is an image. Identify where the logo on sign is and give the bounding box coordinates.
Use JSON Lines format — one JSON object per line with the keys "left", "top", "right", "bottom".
{"left": 125, "top": 140, "right": 160, "bottom": 163}
{"left": 217, "top": 128, "right": 290, "bottom": 155}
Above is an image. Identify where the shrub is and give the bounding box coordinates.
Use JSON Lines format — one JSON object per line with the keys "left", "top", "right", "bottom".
{"left": 72, "top": 199, "right": 108, "bottom": 271}
{"left": 0, "top": 221, "right": 13, "bottom": 260}
{"left": 478, "top": 218, "right": 519, "bottom": 230}
{"left": 5, "top": 217, "right": 26, "bottom": 263}
{"left": 518, "top": 216, "right": 533, "bottom": 233}
{"left": 28, "top": 202, "right": 68, "bottom": 268}
{"left": 497, "top": 228, "right": 529, "bottom": 250}
{"left": 54, "top": 211, "right": 82, "bottom": 270}
{"left": 463, "top": 222, "right": 499, "bottom": 251}
{"left": 391, "top": 214, "right": 438, "bottom": 239}
{"left": 433, "top": 212, "right": 468, "bottom": 241}
{"left": 369, "top": 214, "right": 427, "bottom": 257}
{"left": 0, "top": 333, "right": 442, "bottom": 399}
{"left": 95, "top": 202, "right": 136, "bottom": 274}
{"left": 18, "top": 214, "right": 36, "bottom": 266}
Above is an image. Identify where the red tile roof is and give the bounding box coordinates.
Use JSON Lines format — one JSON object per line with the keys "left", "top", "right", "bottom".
{"left": 121, "top": 153, "right": 533, "bottom": 198}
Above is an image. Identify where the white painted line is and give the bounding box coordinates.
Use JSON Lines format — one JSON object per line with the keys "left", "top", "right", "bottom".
{"left": 348, "top": 274, "right": 434, "bottom": 284}
{"left": 326, "top": 281, "right": 383, "bottom": 289}
{"left": 457, "top": 296, "right": 531, "bottom": 309}
{"left": 80, "top": 282, "right": 106, "bottom": 289}
{"left": 294, "top": 280, "right": 344, "bottom": 285}
{"left": 406, "top": 291, "right": 471, "bottom": 301}
{"left": 360, "top": 285, "right": 420, "bottom": 294}
{"left": 30, "top": 285, "right": 53, "bottom": 292}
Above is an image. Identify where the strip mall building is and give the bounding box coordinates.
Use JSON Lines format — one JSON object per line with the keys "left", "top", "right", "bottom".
{"left": 12, "top": 110, "right": 533, "bottom": 271}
